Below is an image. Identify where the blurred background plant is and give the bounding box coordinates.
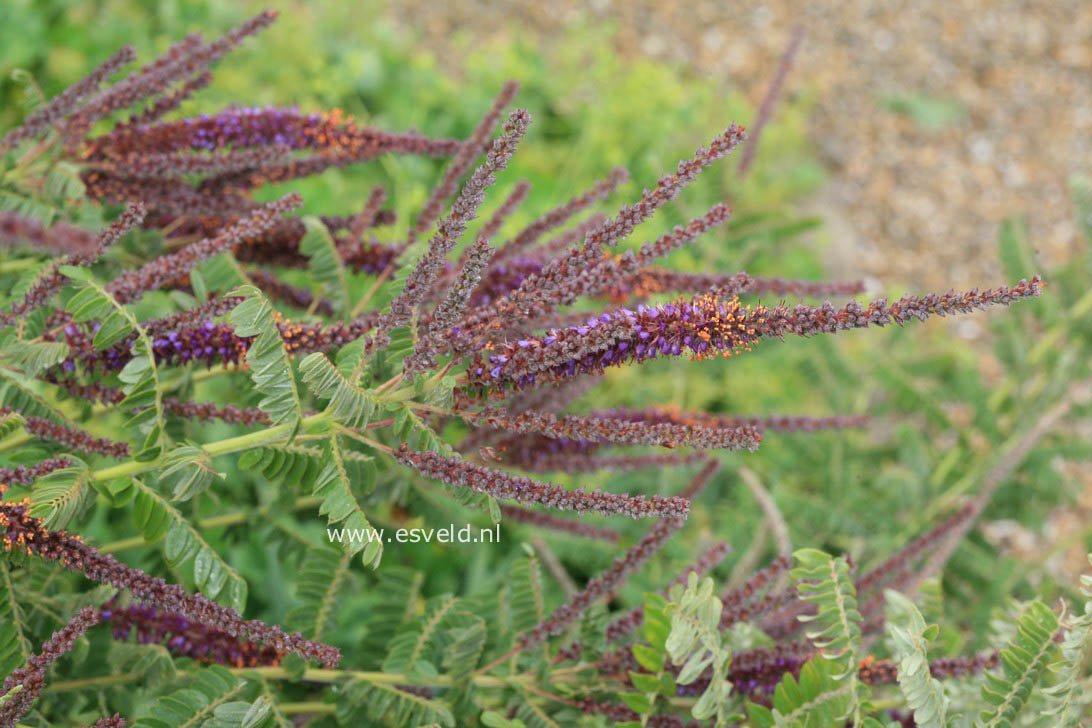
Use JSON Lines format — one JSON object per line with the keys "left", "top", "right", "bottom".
{"left": 0, "top": 1, "right": 1089, "bottom": 725}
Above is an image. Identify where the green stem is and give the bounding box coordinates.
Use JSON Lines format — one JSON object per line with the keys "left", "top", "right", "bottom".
{"left": 334, "top": 424, "right": 393, "bottom": 454}
{"left": 89, "top": 412, "right": 329, "bottom": 483}
{"left": 549, "top": 662, "right": 597, "bottom": 677}
{"left": 46, "top": 665, "right": 653, "bottom": 701}
{"left": 350, "top": 262, "right": 394, "bottom": 318}
{"left": 477, "top": 646, "right": 520, "bottom": 676}
{"left": 12, "top": 136, "right": 55, "bottom": 172}
{"left": 48, "top": 672, "right": 139, "bottom": 692}
{"left": 236, "top": 665, "right": 530, "bottom": 689}
{"left": 98, "top": 495, "right": 323, "bottom": 554}
{"left": 374, "top": 371, "right": 404, "bottom": 395}
{"left": 405, "top": 401, "right": 453, "bottom": 416}
{"left": 0, "top": 431, "right": 31, "bottom": 454}
{"left": 242, "top": 667, "right": 696, "bottom": 709}
{"left": 279, "top": 702, "right": 335, "bottom": 715}
{"left": 0, "top": 258, "right": 41, "bottom": 274}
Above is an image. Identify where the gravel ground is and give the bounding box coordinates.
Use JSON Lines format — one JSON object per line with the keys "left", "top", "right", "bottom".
{"left": 388, "top": 0, "right": 1092, "bottom": 290}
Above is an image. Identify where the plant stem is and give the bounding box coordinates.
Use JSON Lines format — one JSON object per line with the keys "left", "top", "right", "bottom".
{"left": 404, "top": 401, "right": 453, "bottom": 416}
{"left": 13, "top": 136, "right": 54, "bottom": 172}
{"left": 89, "top": 412, "right": 329, "bottom": 483}
{"left": 477, "top": 645, "right": 520, "bottom": 676}
{"left": 0, "top": 258, "right": 40, "bottom": 274}
{"left": 521, "top": 682, "right": 580, "bottom": 706}
{"left": 334, "top": 425, "right": 393, "bottom": 454}
{"left": 0, "top": 431, "right": 31, "bottom": 453}
{"left": 45, "top": 663, "right": 610, "bottom": 696}
{"left": 351, "top": 262, "right": 395, "bottom": 318}
{"left": 98, "top": 495, "right": 323, "bottom": 554}
{"left": 548, "top": 662, "right": 597, "bottom": 678}
{"left": 278, "top": 702, "right": 335, "bottom": 715}
{"left": 48, "top": 673, "right": 140, "bottom": 692}
{"left": 374, "top": 371, "right": 404, "bottom": 395}
{"left": 235, "top": 666, "right": 535, "bottom": 689}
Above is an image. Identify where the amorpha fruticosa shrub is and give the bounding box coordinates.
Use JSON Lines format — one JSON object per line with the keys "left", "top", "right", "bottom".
{"left": 1, "top": 10, "right": 1085, "bottom": 728}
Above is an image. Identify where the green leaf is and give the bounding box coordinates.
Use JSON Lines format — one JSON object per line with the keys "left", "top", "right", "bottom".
{"left": 60, "top": 268, "right": 167, "bottom": 445}
{"left": 0, "top": 561, "right": 32, "bottom": 678}
{"left": 299, "top": 351, "right": 379, "bottom": 429}
{"left": 629, "top": 672, "right": 661, "bottom": 693}
{"left": 391, "top": 401, "right": 452, "bottom": 455}
{"left": 337, "top": 679, "right": 455, "bottom": 727}
{"left": 0, "top": 371, "right": 71, "bottom": 423}
{"left": 359, "top": 567, "right": 424, "bottom": 668}
{"left": 782, "top": 549, "right": 867, "bottom": 724}
{"left": 750, "top": 657, "right": 857, "bottom": 728}
{"left": 126, "top": 477, "right": 248, "bottom": 609}
{"left": 0, "top": 409, "right": 24, "bottom": 440}
{"left": 441, "top": 617, "right": 486, "bottom": 680}
{"left": 619, "top": 692, "right": 652, "bottom": 714}
{"left": 632, "top": 643, "right": 664, "bottom": 673}
{"left": 792, "top": 549, "right": 862, "bottom": 679}
{"left": 28, "top": 460, "right": 92, "bottom": 530}
{"left": 160, "top": 443, "right": 221, "bottom": 502}
{"left": 514, "top": 697, "right": 563, "bottom": 728}
{"left": 238, "top": 443, "right": 324, "bottom": 486}
{"left": 662, "top": 573, "right": 736, "bottom": 725}
{"left": 105, "top": 641, "right": 176, "bottom": 694}
{"left": 189, "top": 268, "right": 209, "bottom": 304}
{"left": 311, "top": 435, "right": 382, "bottom": 568}
{"left": 884, "top": 590, "right": 947, "bottom": 728}
{"left": 94, "top": 311, "right": 133, "bottom": 349}
{"left": 298, "top": 216, "right": 349, "bottom": 314}
{"left": 197, "top": 254, "right": 249, "bottom": 292}
{"left": 228, "top": 286, "right": 304, "bottom": 430}
{"left": 978, "top": 600, "right": 1059, "bottom": 727}
{"left": 9, "top": 68, "right": 45, "bottom": 117}
{"left": 204, "top": 700, "right": 269, "bottom": 728}
{"left": 383, "top": 594, "right": 461, "bottom": 674}
{"left": 285, "top": 547, "right": 351, "bottom": 641}
{"left": 0, "top": 340, "right": 69, "bottom": 376}
{"left": 507, "top": 548, "right": 545, "bottom": 637}
{"left": 481, "top": 711, "right": 526, "bottom": 728}
{"left": 1043, "top": 554, "right": 1092, "bottom": 726}
{"left": 240, "top": 695, "right": 273, "bottom": 728}
{"left": 131, "top": 665, "right": 246, "bottom": 728}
